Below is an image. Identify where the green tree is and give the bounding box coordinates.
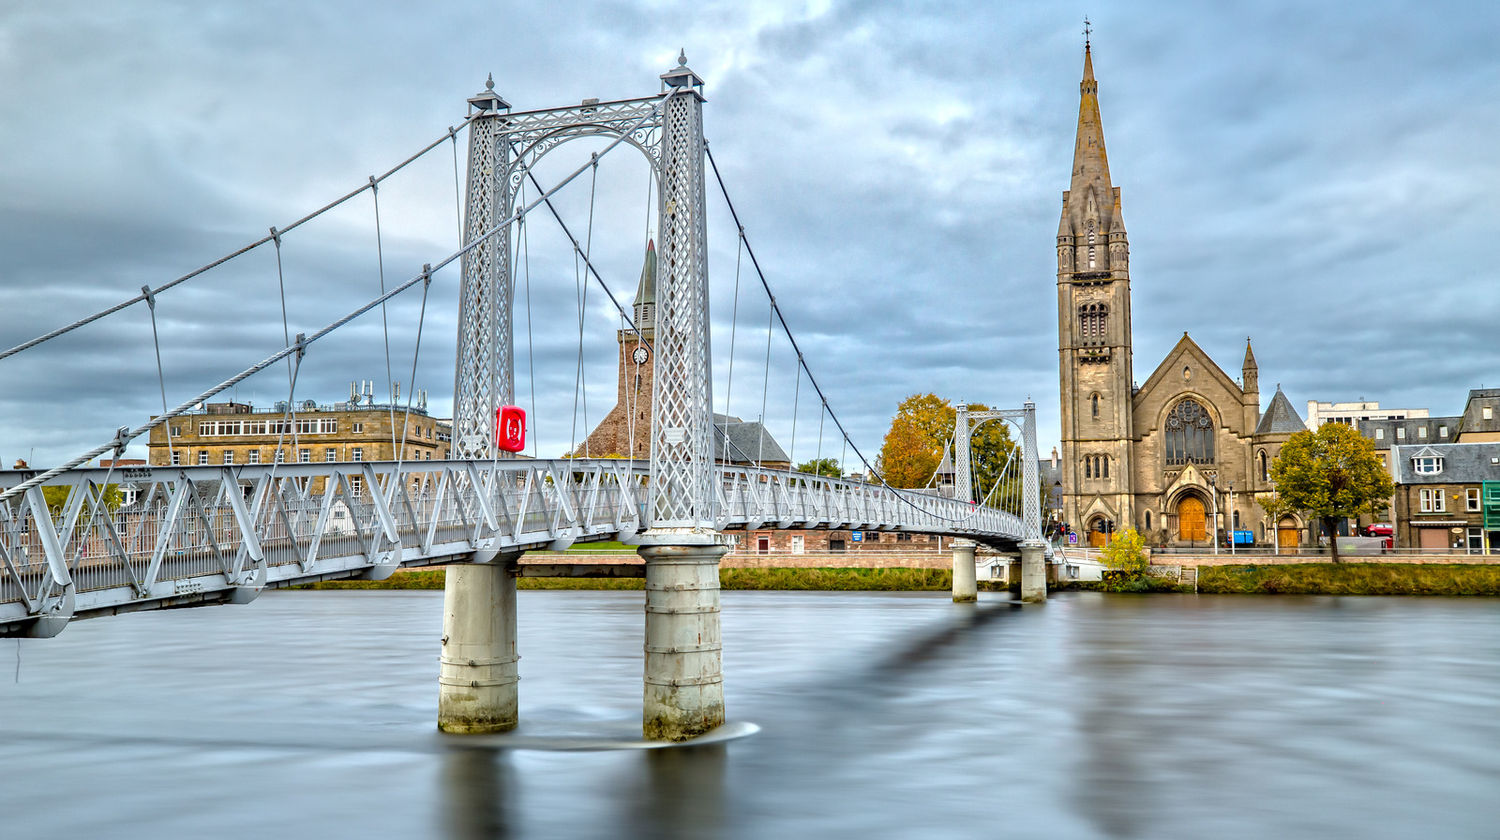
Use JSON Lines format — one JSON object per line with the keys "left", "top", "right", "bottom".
{"left": 41, "top": 484, "right": 123, "bottom": 518}
{"left": 875, "top": 394, "right": 1019, "bottom": 493}
{"left": 796, "top": 458, "right": 843, "bottom": 478}
{"left": 1269, "top": 423, "right": 1394, "bottom": 563}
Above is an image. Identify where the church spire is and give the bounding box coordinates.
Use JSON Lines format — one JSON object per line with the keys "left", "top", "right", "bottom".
{"left": 1069, "top": 41, "right": 1113, "bottom": 209}
{"left": 1059, "top": 36, "right": 1124, "bottom": 272}
{"left": 1242, "top": 337, "right": 1259, "bottom": 394}
{"left": 632, "top": 238, "right": 656, "bottom": 329}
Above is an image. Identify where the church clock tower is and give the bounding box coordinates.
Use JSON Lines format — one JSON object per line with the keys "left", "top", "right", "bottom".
{"left": 1058, "top": 40, "right": 1135, "bottom": 542}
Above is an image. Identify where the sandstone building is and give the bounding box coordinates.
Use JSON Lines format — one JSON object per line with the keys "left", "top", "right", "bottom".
{"left": 1056, "top": 43, "right": 1306, "bottom": 548}
{"left": 147, "top": 387, "right": 451, "bottom": 485}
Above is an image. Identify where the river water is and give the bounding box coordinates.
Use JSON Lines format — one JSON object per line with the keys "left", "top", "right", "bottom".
{"left": 1, "top": 589, "right": 1496, "bottom": 839}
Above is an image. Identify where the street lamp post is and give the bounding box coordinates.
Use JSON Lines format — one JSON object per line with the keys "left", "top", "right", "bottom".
{"left": 1229, "top": 480, "right": 1236, "bottom": 557}
{"left": 1208, "top": 474, "right": 1219, "bottom": 556}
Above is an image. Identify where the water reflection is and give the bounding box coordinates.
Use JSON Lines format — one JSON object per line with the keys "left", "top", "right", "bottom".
{"left": 626, "top": 745, "right": 728, "bottom": 840}
{"left": 442, "top": 746, "right": 515, "bottom": 840}
{"left": 0, "top": 591, "right": 1496, "bottom": 839}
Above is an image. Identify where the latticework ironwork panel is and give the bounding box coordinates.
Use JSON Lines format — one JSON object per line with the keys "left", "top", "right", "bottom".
{"left": 0, "top": 459, "right": 1031, "bottom": 637}
{"left": 453, "top": 114, "right": 512, "bottom": 460}
{"left": 648, "top": 90, "right": 715, "bottom": 529}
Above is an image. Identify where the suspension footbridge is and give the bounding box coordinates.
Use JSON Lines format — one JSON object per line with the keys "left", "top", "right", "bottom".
{"left": 0, "top": 54, "right": 1048, "bottom": 739}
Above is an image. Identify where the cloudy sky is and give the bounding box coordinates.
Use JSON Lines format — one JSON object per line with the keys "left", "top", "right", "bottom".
{"left": 1, "top": 0, "right": 1497, "bottom": 471}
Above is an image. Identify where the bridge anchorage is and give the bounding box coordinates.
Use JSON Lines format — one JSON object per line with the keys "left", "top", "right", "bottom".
{"left": 0, "top": 53, "right": 1047, "bottom": 743}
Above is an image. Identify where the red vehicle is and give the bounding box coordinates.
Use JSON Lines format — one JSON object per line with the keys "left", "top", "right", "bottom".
{"left": 1364, "top": 523, "right": 1393, "bottom": 549}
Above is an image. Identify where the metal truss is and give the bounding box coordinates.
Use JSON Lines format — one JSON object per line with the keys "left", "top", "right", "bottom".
{"left": 954, "top": 401, "right": 1044, "bottom": 542}
{"left": 0, "top": 459, "right": 1028, "bottom": 637}
{"left": 454, "top": 60, "right": 716, "bottom": 531}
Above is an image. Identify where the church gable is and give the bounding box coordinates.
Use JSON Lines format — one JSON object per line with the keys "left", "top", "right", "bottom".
{"left": 1132, "top": 333, "right": 1248, "bottom": 435}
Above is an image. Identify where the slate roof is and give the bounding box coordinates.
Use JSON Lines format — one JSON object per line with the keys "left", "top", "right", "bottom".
{"left": 1358, "top": 416, "right": 1459, "bottom": 450}
{"left": 1254, "top": 387, "right": 1305, "bottom": 435}
{"left": 712, "top": 414, "right": 789, "bottom": 465}
{"left": 1391, "top": 442, "right": 1500, "bottom": 484}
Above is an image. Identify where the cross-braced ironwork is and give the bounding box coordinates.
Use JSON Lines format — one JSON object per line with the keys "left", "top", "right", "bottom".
{"left": 0, "top": 460, "right": 1030, "bottom": 637}
{"left": 953, "top": 401, "right": 1043, "bottom": 542}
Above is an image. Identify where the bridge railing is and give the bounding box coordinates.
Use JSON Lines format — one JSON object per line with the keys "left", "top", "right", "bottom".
{"left": 0, "top": 458, "right": 1025, "bottom": 635}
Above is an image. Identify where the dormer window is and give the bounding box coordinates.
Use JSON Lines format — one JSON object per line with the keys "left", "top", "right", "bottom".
{"left": 1413, "top": 456, "right": 1442, "bottom": 475}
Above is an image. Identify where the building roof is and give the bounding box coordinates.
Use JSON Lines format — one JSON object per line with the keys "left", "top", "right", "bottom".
{"left": 712, "top": 414, "right": 789, "bottom": 465}
{"left": 1358, "top": 416, "right": 1459, "bottom": 450}
{"left": 1254, "top": 387, "right": 1305, "bottom": 435}
{"left": 1390, "top": 442, "right": 1500, "bottom": 484}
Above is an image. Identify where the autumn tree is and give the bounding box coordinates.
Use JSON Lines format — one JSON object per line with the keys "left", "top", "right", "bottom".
{"left": 796, "top": 458, "right": 843, "bottom": 478}
{"left": 875, "top": 394, "right": 1019, "bottom": 495}
{"left": 1269, "top": 423, "right": 1394, "bottom": 563}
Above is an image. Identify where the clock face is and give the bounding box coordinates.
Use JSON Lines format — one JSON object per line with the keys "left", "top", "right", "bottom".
{"left": 632, "top": 347, "right": 649, "bottom": 365}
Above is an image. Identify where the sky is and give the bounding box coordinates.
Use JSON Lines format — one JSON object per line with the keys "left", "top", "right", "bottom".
{"left": 1, "top": 0, "right": 1497, "bottom": 471}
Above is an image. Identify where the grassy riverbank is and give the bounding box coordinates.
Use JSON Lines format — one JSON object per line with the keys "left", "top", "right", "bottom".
{"left": 284, "top": 563, "right": 1500, "bottom": 595}
{"left": 1196, "top": 563, "right": 1500, "bottom": 596}
{"left": 288, "top": 567, "right": 955, "bottom": 592}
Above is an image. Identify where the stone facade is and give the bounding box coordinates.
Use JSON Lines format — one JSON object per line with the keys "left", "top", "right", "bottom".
{"left": 147, "top": 398, "right": 450, "bottom": 467}
{"left": 1055, "top": 45, "right": 1306, "bottom": 548}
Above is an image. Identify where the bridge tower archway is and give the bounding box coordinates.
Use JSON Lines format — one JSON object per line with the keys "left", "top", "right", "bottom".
{"left": 453, "top": 55, "right": 715, "bottom": 531}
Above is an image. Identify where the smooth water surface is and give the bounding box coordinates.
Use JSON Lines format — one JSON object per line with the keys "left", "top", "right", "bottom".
{"left": 1, "top": 589, "right": 1496, "bottom": 838}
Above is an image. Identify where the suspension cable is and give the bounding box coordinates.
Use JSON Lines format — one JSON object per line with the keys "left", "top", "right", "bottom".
{"left": 706, "top": 143, "right": 995, "bottom": 523}
{"left": 142, "top": 286, "right": 174, "bottom": 465}
{"left": 0, "top": 100, "right": 659, "bottom": 504}
{"left": 724, "top": 228, "right": 744, "bottom": 417}
{"left": 370, "top": 176, "right": 398, "bottom": 457}
{"left": 520, "top": 185, "right": 539, "bottom": 458}
{"left": 0, "top": 116, "right": 478, "bottom": 365}
{"left": 270, "top": 228, "right": 300, "bottom": 459}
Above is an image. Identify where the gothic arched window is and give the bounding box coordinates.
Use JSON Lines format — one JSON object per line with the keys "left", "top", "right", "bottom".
{"left": 1091, "top": 393, "right": 1100, "bottom": 419}
{"left": 1078, "top": 304, "right": 1108, "bottom": 346}
{"left": 1258, "top": 449, "right": 1269, "bottom": 482}
{"left": 1083, "top": 457, "right": 1092, "bottom": 479}
{"left": 1164, "top": 399, "right": 1215, "bottom": 466}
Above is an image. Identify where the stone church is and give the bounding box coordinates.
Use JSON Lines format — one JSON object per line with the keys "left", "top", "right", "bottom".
{"left": 1056, "top": 43, "right": 1308, "bottom": 548}
{"left": 576, "top": 240, "right": 790, "bottom": 469}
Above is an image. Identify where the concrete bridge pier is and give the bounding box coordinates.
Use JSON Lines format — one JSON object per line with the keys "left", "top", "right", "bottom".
{"left": 638, "top": 533, "right": 730, "bottom": 741}
{"left": 437, "top": 550, "right": 522, "bottom": 733}
{"left": 951, "top": 540, "right": 978, "bottom": 602}
{"left": 1020, "top": 541, "right": 1048, "bottom": 603}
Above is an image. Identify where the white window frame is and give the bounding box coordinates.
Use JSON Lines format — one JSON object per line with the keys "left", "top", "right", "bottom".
{"left": 1485, "top": 407, "right": 1494, "bottom": 421}
{"left": 170, "top": 452, "right": 181, "bottom": 466}
{"left": 325, "top": 448, "right": 337, "bottom": 462}
{"left": 248, "top": 450, "right": 261, "bottom": 465}
{"left": 1375, "top": 428, "right": 1384, "bottom": 440}
{"left": 197, "top": 451, "right": 209, "bottom": 465}
{"left": 351, "top": 447, "right": 364, "bottom": 462}
{"left": 1420, "top": 488, "right": 1446, "bottom": 513}
{"left": 1396, "top": 427, "right": 1406, "bottom": 440}
{"left": 1414, "top": 456, "right": 1442, "bottom": 475}
{"left": 223, "top": 452, "right": 234, "bottom": 465}
{"left": 1417, "top": 426, "right": 1427, "bottom": 439}
{"left": 1467, "top": 488, "right": 1481, "bottom": 512}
